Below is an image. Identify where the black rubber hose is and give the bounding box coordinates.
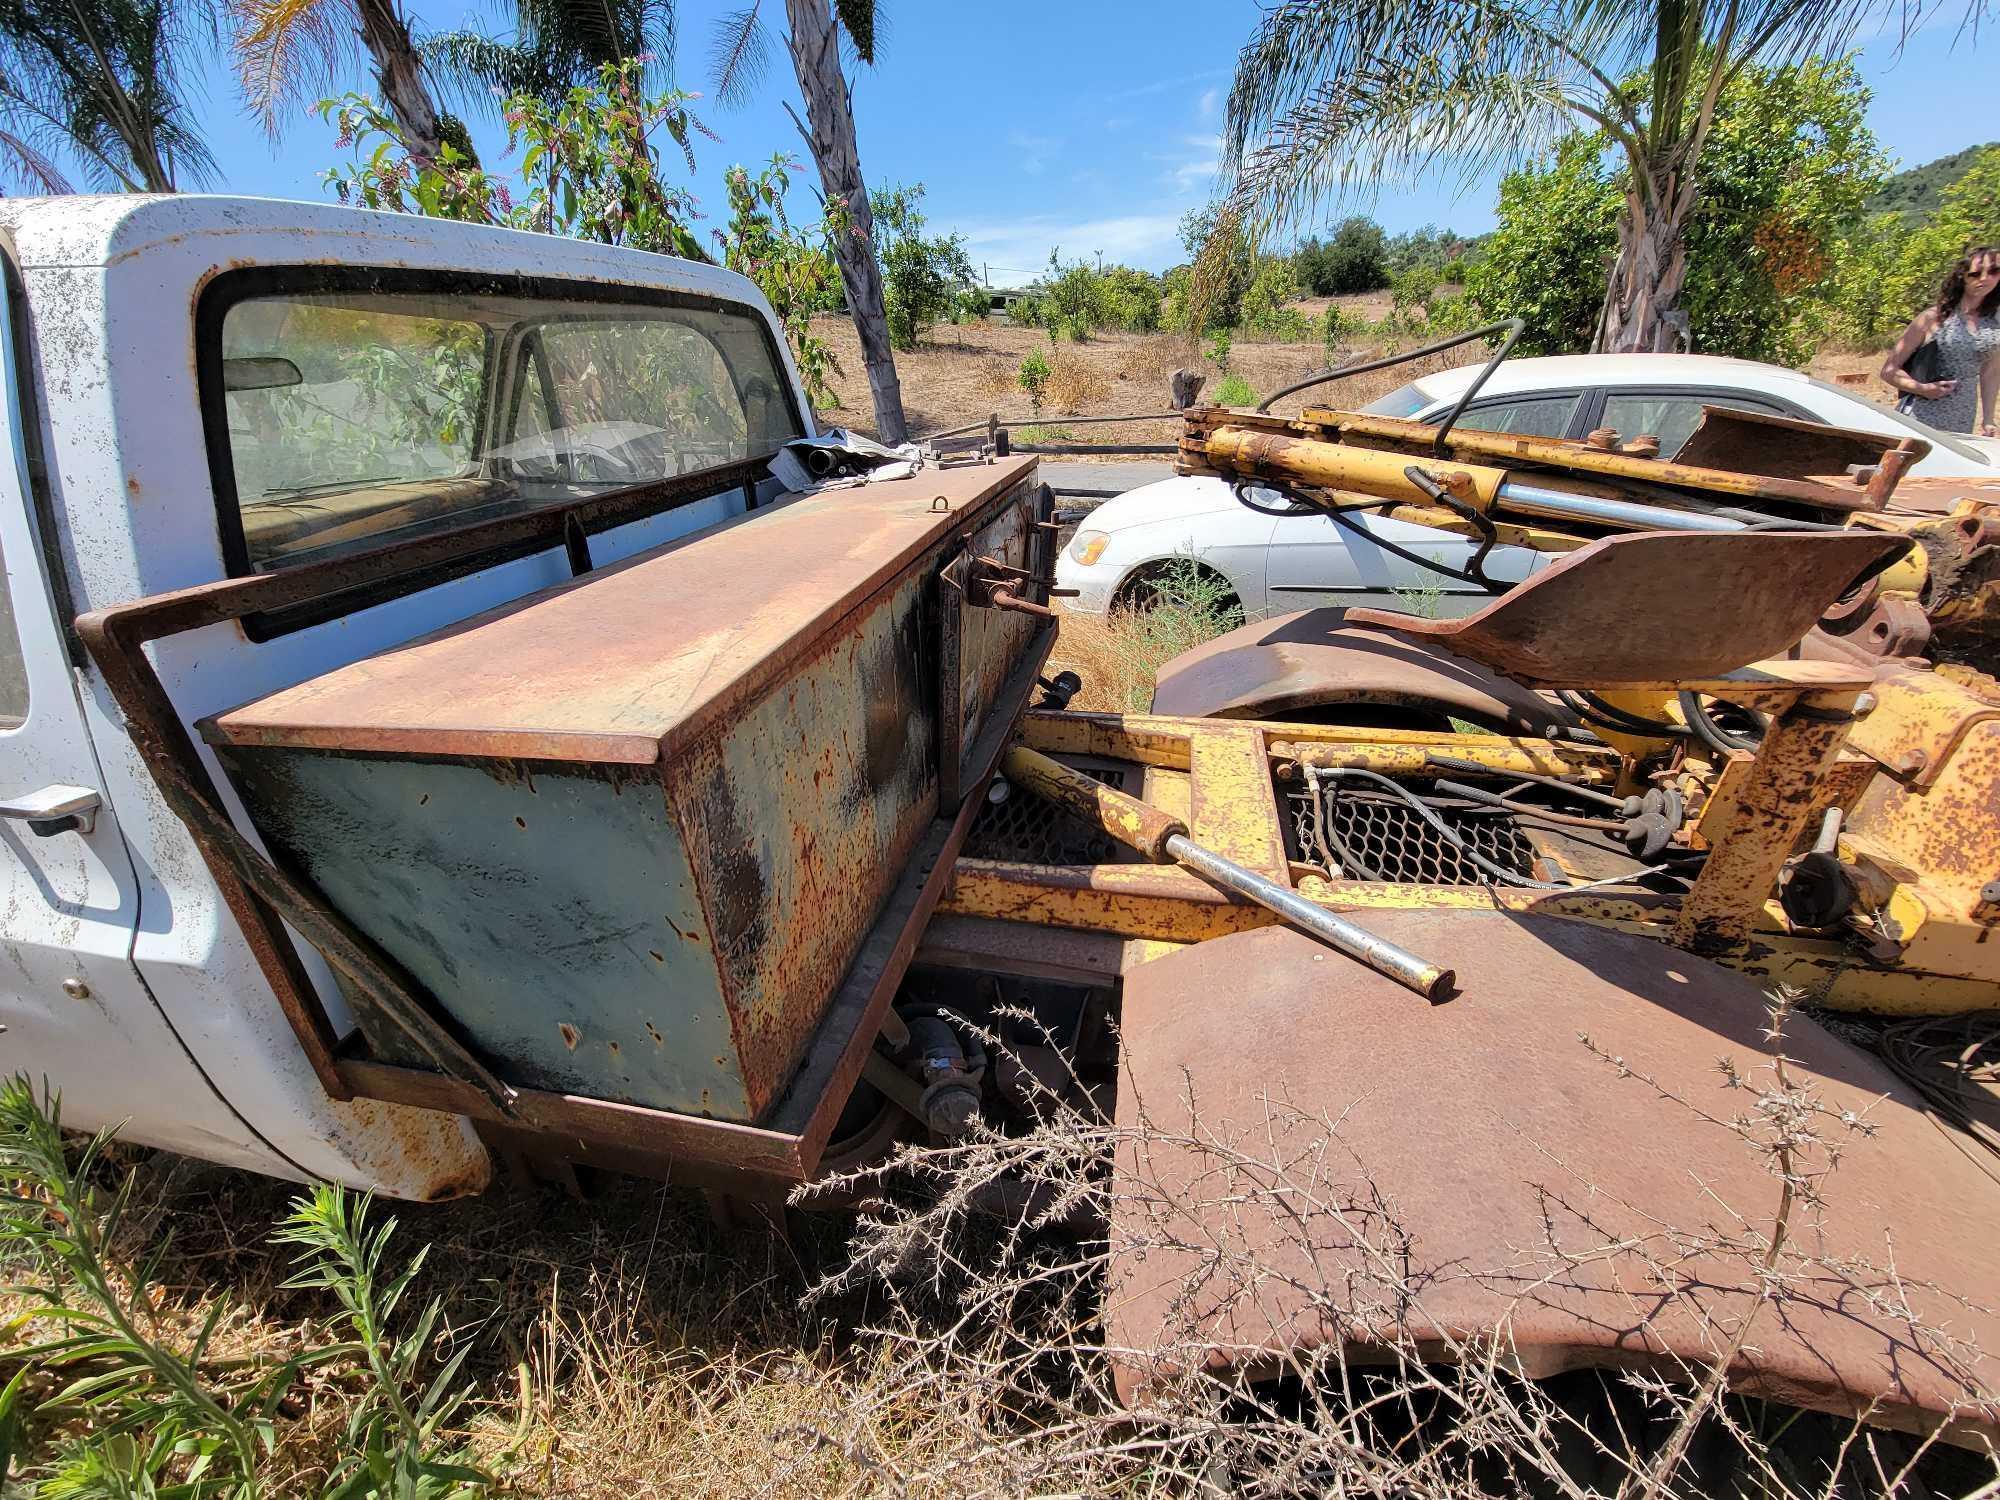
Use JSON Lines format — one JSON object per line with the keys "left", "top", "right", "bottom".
{"left": 1229, "top": 479, "right": 1507, "bottom": 591}
{"left": 1310, "top": 768, "right": 1569, "bottom": 889}
{"left": 1557, "top": 689, "right": 1690, "bottom": 739}
{"left": 1679, "top": 690, "right": 1762, "bottom": 753}
{"left": 1421, "top": 753, "right": 1628, "bottom": 810}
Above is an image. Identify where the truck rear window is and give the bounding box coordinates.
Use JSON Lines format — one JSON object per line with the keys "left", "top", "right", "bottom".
{"left": 208, "top": 281, "right": 802, "bottom": 572}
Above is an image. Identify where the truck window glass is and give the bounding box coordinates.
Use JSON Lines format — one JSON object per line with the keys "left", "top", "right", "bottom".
{"left": 0, "top": 539, "right": 27, "bottom": 729}
{"left": 213, "top": 288, "right": 800, "bottom": 571}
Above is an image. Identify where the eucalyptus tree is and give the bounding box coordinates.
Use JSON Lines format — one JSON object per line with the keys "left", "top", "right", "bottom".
{"left": 711, "top": 0, "right": 906, "bottom": 441}
{"left": 1217, "top": 0, "right": 1948, "bottom": 352}
{"left": 0, "top": 0, "right": 218, "bottom": 193}
{"left": 231, "top": 0, "right": 444, "bottom": 159}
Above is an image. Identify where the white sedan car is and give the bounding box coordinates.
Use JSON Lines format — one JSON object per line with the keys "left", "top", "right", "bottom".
{"left": 1056, "top": 352, "right": 1999, "bottom": 618}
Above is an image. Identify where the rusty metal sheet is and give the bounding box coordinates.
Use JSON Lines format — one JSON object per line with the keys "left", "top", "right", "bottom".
{"left": 209, "top": 458, "right": 1037, "bottom": 765}
{"left": 1150, "top": 608, "right": 1576, "bottom": 732}
{"left": 1106, "top": 915, "right": 2000, "bottom": 1441}
{"left": 1343, "top": 531, "right": 1910, "bottom": 683}
{"left": 1673, "top": 405, "right": 1918, "bottom": 486}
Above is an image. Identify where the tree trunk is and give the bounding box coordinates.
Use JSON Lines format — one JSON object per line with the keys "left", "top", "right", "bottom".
{"left": 354, "top": 0, "right": 443, "bottom": 161}
{"left": 1593, "top": 166, "right": 1697, "bottom": 354}
{"left": 782, "top": 0, "right": 906, "bottom": 443}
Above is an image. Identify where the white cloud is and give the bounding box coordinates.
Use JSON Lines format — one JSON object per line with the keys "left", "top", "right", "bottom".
{"left": 955, "top": 213, "right": 1188, "bottom": 276}
{"left": 1103, "top": 67, "right": 1229, "bottom": 103}
{"left": 1007, "top": 128, "right": 1060, "bottom": 177}
{"left": 1198, "top": 86, "right": 1220, "bottom": 120}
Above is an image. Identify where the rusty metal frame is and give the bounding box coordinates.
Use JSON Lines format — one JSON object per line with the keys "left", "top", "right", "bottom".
{"left": 74, "top": 461, "right": 1055, "bottom": 1180}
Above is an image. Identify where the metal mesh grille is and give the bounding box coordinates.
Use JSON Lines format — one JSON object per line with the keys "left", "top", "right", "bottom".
{"left": 1287, "top": 786, "right": 1539, "bottom": 886}
{"left": 966, "top": 766, "right": 1130, "bottom": 865}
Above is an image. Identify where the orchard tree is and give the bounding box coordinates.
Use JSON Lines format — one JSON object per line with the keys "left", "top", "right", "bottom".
{"left": 1219, "top": 0, "right": 1944, "bottom": 353}
{"left": 1466, "top": 56, "right": 1886, "bottom": 364}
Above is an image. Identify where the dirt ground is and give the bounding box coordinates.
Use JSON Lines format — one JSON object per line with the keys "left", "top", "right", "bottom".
{"left": 806, "top": 299, "right": 1460, "bottom": 452}
{"left": 813, "top": 305, "right": 1904, "bottom": 450}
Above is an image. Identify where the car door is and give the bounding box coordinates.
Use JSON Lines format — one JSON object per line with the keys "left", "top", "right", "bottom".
{"left": 1262, "top": 392, "right": 1580, "bottom": 613}
{"left": 0, "top": 288, "right": 282, "bottom": 1161}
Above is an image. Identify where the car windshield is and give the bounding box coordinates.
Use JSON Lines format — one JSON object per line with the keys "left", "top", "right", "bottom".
{"left": 1801, "top": 377, "right": 1989, "bottom": 464}
{"left": 1358, "top": 382, "right": 1432, "bottom": 418}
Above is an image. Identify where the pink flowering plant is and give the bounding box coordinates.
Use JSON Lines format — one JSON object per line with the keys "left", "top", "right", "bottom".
{"left": 317, "top": 60, "right": 709, "bottom": 259}
{"left": 714, "top": 155, "right": 844, "bottom": 408}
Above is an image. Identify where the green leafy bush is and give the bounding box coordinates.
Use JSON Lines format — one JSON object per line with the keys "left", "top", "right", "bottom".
{"left": 1018, "top": 348, "right": 1051, "bottom": 414}
{"left": 1241, "top": 255, "right": 1307, "bottom": 338}
{"left": 1098, "top": 266, "right": 1162, "bottom": 332}
{"left": 871, "top": 182, "right": 976, "bottom": 351}
{"left": 1212, "top": 372, "right": 1257, "bottom": 406}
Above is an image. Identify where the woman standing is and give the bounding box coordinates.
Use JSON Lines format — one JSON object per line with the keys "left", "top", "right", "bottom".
{"left": 1880, "top": 247, "right": 2000, "bottom": 436}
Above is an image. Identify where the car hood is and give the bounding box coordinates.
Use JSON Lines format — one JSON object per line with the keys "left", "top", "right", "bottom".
{"left": 1077, "top": 475, "right": 1256, "bottom": 532}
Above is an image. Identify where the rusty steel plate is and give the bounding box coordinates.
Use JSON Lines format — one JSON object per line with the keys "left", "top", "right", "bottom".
{"left": 1106, "top": 914, "right": 2000, "bottom": 1440}
{"left": 209, "top": 459, "right": 1037, "bottom": 765}
{"left": 1150, "top": 607, "right": 1575, "bottom": 731}
{"left": 1342, "top": 531, "right": 1910, "bottom": 683}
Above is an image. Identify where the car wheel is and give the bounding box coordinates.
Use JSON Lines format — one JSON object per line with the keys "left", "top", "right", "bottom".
{"left": 1111, "top": 560, "right": 1244, "bottom": 622}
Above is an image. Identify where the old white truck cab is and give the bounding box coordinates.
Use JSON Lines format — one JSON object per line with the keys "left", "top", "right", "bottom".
{"left": 0, "top": 195, "right": 819, "bottom": 1197}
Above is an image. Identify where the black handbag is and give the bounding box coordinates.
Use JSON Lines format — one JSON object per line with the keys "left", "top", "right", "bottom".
{"left": 1903, "top": 335, "right": 1943, "bottom": 386}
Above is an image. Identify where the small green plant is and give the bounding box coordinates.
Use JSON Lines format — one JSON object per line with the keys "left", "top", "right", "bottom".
{"left": 1011, "top": 425, "right": 1075, "bottom": 444}
{"left": 1204, "top": 327, "right": 1232, "bottom": 373}
{"left": 1099, "top": 554, "right": 1247, "bottom": 709}
{"left": 1212, "top": 372, "right": 1257, "bottom": 407}
{"left": 1018, "top": 348, "right": 1052, "bottom": 414}
{"left": 0, "top": 1078, "right": 522, "bottom": 1497}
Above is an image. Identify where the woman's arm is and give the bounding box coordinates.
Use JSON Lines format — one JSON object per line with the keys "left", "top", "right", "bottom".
{"left": 1879, "top": 309, "right": 1949, "bottom": 400}
{"left": 1980, "top": 345, "right": 2000, "bottom": 437}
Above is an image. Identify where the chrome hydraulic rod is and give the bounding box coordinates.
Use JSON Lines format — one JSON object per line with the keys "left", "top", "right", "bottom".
{"left": 1492, "top": 479, "right": 1746, "bottom": 533}
{"left": 998, "top": 745, "right": 1454, "bottom": 1001}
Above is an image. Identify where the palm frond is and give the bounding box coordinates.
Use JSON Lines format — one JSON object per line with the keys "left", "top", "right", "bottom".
{"left": 0, "top": 125, "right": 73, "bottom": 194}
{"left": 708, "top": 3, "right": 769, "bottom": 108}
{"left": 230, "top": 0, "right": 351, "bottom": 138}
{"left": 1221, "top": 0, "right": 1583, "bottom": 241}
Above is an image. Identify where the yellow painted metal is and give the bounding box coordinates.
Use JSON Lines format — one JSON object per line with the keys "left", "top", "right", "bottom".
{"left": 1000, "top": 745, "right": 1185, "bottom": 860}
{"left": 1188, "top": 727, "right": 1288, "bottom": 873}
{"left": 1843, "top": 661, "right": 2000, "bottom": 787}
{"left": 1276, "top": 740, "right": 1615, "bottom": 780}
{"left": 961, "top": 690, "right": 1997, "bottom": 1015}
{"left": 1671, "top": 693, "right": 1857, "bottom": 954}
{"left": 1202, "top": 426, "right": 1509, "bottom": 509}
{"left": 1298, "top": 409, "right": 1871, "bottom": 508}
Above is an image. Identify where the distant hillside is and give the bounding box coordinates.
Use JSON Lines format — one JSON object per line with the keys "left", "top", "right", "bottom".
{"left": 1868, "top": 143, "right": 1997, "bottom": 223}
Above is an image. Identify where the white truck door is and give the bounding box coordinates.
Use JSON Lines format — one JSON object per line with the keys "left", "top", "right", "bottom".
{"left": 0, "top": 285, "right": 289, "bottom": 1165}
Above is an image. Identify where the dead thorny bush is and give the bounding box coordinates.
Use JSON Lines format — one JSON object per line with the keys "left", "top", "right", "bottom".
{"left": 789, "top": 994, "right": 1999, "bottom": 1498}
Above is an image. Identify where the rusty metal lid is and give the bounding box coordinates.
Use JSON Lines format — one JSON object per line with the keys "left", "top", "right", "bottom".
{"left": 207, "top": 460, "right": 1035, "bottom": 765}
{"left": 1107, "top": 914, "right": 2000, "bottom": 1440}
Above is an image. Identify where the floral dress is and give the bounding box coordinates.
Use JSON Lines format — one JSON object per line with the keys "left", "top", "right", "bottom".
{"left": 1903, "top": 311, "right": 2000, "bottom": 434}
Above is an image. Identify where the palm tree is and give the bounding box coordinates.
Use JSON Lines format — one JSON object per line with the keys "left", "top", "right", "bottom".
{"left": 423, "top": 0, "right": 676, "bottom": 114}
{"left": 231, "top": 0, "right": 444, "bottom": 159}
{"left": 0, "top": 0, "right": 218, "bottom": 193}
{"left": 1218, "top": 0, "right": 1922, "bottom": 353}
{"left": 711, "top": 0, "right": 906, "bottom": 442}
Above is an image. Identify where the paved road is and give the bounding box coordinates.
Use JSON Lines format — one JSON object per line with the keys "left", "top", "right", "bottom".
{"left": 1038, "top": 460, "right": 1172, "bottom": 499}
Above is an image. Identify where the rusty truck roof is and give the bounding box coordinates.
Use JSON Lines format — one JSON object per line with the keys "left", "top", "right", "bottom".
{"left": 206, "top": 459, "right": 1037, "bottom": 766}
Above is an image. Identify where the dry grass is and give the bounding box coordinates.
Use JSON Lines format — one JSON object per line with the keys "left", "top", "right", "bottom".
{"left": 1046, "top": 562, "right": 1248, "bottom": 713}
{"left": 5, "top": 990, "right": 1996, "bottom": 1496}
{"left": 1043, "top": 356, "right": 1110, "bottom": 415}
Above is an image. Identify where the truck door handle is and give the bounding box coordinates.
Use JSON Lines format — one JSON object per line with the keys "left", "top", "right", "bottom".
{"left": 0, "top": 785, "right": 101, "bottom": 837}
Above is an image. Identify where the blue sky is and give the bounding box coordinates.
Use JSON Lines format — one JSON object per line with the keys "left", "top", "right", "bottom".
{"left": 107, "top": 0, "right": 2000, "bottom": 278}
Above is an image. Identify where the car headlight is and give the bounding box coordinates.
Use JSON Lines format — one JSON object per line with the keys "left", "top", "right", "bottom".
{"left": 1068, "top": 529, "right": 1110, "bottom": 566}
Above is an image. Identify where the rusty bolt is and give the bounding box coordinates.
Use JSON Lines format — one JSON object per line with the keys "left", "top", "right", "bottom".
{"left": 1852, "top": 691, "right": 1877, "bottom": 716}
{"left": 61, "top": 977, "right": 90, "bottom": 1000}
{"left": 1977, "top": 880, "right": 2000, "bottom": 923}
{"left": 1896, "top": 749, "right": 1929, "bottom": 775}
